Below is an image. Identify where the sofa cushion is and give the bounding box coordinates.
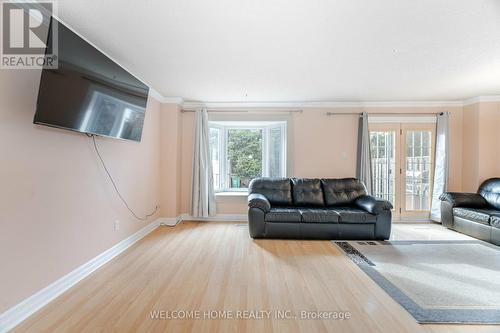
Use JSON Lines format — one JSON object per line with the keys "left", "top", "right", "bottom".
{"left": 452, "top": 207, "right": 495, "bottom": 225}
{"left": 292, "top": 178, "right": 324, "bottom": 207}
{"left": 478, "top": 178, "right": 500, "bottom": 210}
{"left": 330, "top": 207, "right": 376, "bottom": 223}
{"left": 321, "top": 178, "right": 367, "bottom": 206}
{"left": 299, "top": 208, "right": 339, "bottom": 223}
{"left": 265, "top": 208, "right": 302, "bottom": 223}
{"left": 249, "top": 178, "right": 292, "bottom": 206}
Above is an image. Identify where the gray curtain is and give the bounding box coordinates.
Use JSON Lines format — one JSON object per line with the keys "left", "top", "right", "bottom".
{"left": 357, "top": 112, "right": 373, "bottom": 194}
{"left": 430, "top": 112, "right": 450, "bottom": 222}
{"left": 191, "top": 109, "right": 216, "bottom": 217}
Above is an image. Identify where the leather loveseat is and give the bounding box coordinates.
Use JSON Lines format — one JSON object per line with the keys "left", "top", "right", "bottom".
{"left": 247, "top": 177, "right": 393, "bottom": 239}
{"left": 440, "top": 178, "right": 500, "bottom": 246}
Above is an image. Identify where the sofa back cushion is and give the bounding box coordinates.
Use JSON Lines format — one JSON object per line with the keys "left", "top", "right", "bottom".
{"left": 249, "top": 178, "right": 292, "bottom": 206}
{"left": 291, "top": 178, "right": 324, "bottom": 206}
{"left": 478, "top": 178, "right": 500, "bottom": 210}
{"left": 321, "top": 178, "right": 367, "bottom": 206}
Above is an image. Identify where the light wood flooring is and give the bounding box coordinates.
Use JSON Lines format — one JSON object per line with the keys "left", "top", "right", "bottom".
{"left": 12, "top": 222, "right": 500, "bottom": 333}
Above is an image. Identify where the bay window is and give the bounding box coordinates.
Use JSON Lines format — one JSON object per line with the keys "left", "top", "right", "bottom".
{"left": 209, "top": 121, "right": 287, "bottom": 192}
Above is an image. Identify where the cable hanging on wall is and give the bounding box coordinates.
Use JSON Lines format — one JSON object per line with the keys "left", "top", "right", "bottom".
{"left": 89, "top": 134, "right": 158, "bottom": 221}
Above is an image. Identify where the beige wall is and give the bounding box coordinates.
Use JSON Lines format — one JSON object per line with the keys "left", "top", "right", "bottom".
{"left": 174, "top": 106, "right": 464, "bottom": 215}
{"left": 159, "top": 103, "right": 182, "bottom": 218}
{"left": 462, "top": 101, "right": 500, "bottom": 191}
{"left": 0, "top": 70, "right": 161, "bottom": 313}
{"left": 477, "top": 102, "right": 500, "bottom": 185}
{"left": 179, "top": 111, "right": 194, "bottom": 215}
{"left": 462, "top": 103, "right": 480, "bottom": 192}
{"left": 292, "top": 108, "right": 359, "bottom": 178}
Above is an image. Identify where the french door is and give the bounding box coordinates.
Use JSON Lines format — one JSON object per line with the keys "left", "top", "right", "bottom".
{"left": 369, "top": 123, "right": 435, "bottom": 221}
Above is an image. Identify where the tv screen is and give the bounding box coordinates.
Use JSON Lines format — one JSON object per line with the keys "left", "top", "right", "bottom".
{"left": 34, "top": 17, "right": 150, "bottom": 142}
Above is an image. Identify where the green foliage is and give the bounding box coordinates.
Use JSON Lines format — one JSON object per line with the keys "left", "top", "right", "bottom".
{"left": 227, "top": 129, "right": 262, "bottom": 178}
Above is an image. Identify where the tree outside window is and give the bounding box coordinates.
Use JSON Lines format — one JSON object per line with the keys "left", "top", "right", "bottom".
{"left": 227, "top": 129, "right": 263, "bottom": 188}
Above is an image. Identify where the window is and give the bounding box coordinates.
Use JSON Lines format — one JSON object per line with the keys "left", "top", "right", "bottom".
{"left": 209, "top": 121, "right": 287, "bottom": 192}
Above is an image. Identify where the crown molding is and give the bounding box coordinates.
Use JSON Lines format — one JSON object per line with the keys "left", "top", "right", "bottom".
{"left": 149, "top": 95, "right": 500, "bottom": 109}
{"left": 462, "top": 95, "right": 500, "bottom": 106}
{"left": 181, "top": 100, "right": 464, "bottom": 110}
{"left": 182, "top": 101, "right": 306, "bottom": 110}
{"left": 181, "top": 96, "right": 500, "bottom": 110}
{"left": 148, "top": 90, "right": 184, "bottom": 104}
{"left": 148, "top": 89, "right": 165, "bottom": 102}
{"left": 160, "top": 96, "right": 185, "bottom": 104}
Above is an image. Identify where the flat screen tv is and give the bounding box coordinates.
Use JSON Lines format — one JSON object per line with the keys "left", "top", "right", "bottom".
{"left": 34, "top": 17, "right": 150, "bottom": 142}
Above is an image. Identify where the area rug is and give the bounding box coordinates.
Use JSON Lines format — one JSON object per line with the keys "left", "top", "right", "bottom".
{"left": 334, "top": 240, "right": 500, "bottom": 324}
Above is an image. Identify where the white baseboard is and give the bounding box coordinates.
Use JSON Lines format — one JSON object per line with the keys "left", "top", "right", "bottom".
{"left": 180, "top": 213, "right": 247, "bottom": 222}
{"left": 0, "top": 218, "right": 162, "bottom": 333}
{"left": 392, "top": 219, "right": 433, "bottom": 224}
{"left": 157, "top": 216, "right": 182, "bottom": 226}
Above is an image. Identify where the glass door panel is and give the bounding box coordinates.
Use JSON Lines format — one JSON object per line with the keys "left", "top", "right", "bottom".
{"left": 369, "top": 124, "right": 401, "bottom": 220}
{"left": 402, "top": 125, "right": 434, "bottom": 217}
{"left": 370, "top": 131, "right": 396, "bottom": 205}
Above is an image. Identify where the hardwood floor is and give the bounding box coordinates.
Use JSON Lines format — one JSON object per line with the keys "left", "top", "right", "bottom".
{"left": 12, "top": 222, "right": 500, "bottom": 333}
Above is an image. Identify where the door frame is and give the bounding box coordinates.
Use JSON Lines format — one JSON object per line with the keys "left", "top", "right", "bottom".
{"left": 369, "top": 122, "right": 436, "bottom": 222}
{"left": 399, "top": 123, "right": 436, "bottom": 221}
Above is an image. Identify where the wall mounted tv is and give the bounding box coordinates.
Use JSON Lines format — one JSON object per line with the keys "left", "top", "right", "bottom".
{"left": 34, "top": 17, "right": 150, "bottom": 142}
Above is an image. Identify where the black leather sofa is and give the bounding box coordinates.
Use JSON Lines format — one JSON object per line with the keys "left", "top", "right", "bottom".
{"left": 247, "top": 177, "right": 393, "bottom": 239}
{"left": 440, "top": 178, "right": 500, "bottom": 246}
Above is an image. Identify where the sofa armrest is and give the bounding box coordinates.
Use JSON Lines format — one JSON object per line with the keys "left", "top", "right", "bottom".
{"left": 248, "top": 193, "right": 271, "bottom": 213}
{"left": 439, "top": 192, "right": 487, "bottom": 208}
{"left": 355, "top": 195, "right": 393, "bottom": 214}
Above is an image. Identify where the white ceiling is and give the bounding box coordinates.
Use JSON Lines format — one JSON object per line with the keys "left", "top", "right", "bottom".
{"left": 58, "top": 0, "right": 500, "bottom": 102}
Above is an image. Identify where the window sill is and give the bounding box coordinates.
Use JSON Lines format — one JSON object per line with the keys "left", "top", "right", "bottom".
{"left": 215, "top": 191, "right": 248, "bottom": 197}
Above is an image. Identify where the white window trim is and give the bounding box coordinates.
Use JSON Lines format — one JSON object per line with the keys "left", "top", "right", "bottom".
{"left": 209, "top": 121, "right": 287, "bottom": 193}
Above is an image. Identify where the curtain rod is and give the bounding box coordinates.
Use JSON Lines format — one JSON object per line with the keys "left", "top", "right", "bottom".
{"left": 326, "top": 112, "right": 444, "bottom": 116}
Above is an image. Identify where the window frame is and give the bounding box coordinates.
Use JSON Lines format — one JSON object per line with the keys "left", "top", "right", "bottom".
{"left": 209, "top": 124, "right": 224, "bottom": 191}
{"left": 209, "top": 121, "right": 287, "bottom": 193}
